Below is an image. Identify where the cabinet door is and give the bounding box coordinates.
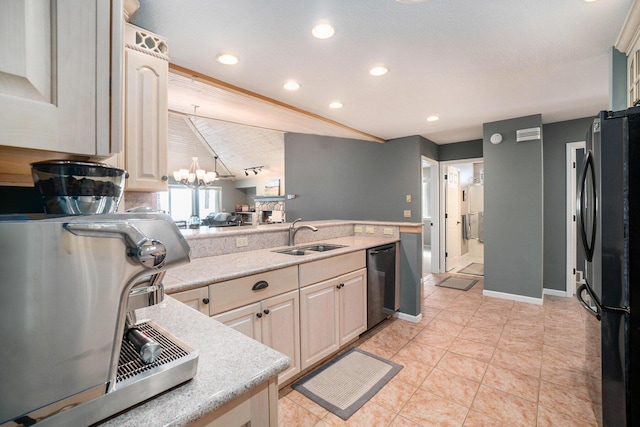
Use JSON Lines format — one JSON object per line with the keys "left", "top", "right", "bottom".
{"left": 0, "top": 1, "right": 118, "bottom": 155}
{"left": 213, "top": 302, "right": 262, "bottom": 342}
{"left": 190, "top": 378, "right": 275, "bottom": 427}
{"left": 299, "top": 279, "right": 339, "bottom": 370}
{"left": 124, "top": 48, "right": 168, "bottom": 191}
{"left": 171, "top": 288, "right": 210, "bottom": 315}
{"left": 338, "top": 268, "right": 367, "bottom": 347}
{"left": 261, "top": 290, "right": 300, "bottom": 384}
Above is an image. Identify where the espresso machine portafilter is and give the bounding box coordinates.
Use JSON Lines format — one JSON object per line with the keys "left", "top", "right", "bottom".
{"left": 0, "top": 212, "right": 194, "bottom": 426}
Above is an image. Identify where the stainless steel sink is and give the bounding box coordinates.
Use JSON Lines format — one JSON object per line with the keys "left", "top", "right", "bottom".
{"left": 272, "top": 243, "right": 346, "bottom": 256}
{"left": 273, "top": 248, "right": 308, "bottom": 256}
{"left": 303, "top": 244, "right": 346, "bottom": 252}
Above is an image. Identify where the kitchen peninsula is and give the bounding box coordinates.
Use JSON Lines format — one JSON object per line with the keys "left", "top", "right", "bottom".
{"left": 104, "top": 219, "right": 421, "bottom": 426}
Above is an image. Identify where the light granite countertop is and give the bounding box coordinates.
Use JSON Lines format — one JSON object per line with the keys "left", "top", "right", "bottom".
{"left": 163, "top": 234, "right": 401, "bottom": 294}
{"left": 99, "top": 223, "right": 408, "bottom": 425}
{"left": 99, "top": 297, "right": 290, "bottom": 426}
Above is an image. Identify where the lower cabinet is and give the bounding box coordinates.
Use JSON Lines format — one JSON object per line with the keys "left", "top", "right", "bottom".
{"left": 188, "top": 378, "right": 278, "bottom": 427}
{"left": 299, "top": 268, "right": 367, "bottom": 370}
{"left": 213, "top": 289, "right": 301, "bottom": 384}
{"left": 171, "top": 287, "right": 210, "bottom": 315}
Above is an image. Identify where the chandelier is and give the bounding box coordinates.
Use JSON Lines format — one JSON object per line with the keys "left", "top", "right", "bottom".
{"left": 173, "top": 156, "right": 219, "bottom": 188}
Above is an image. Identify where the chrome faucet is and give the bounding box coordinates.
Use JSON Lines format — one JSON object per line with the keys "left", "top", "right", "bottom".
{"left": 289, "top": 218, "right": 318, "bottom": 246}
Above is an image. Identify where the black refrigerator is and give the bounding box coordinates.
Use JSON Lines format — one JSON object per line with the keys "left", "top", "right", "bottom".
{"left": 576, "top": 108, "right": 640, "bottom": 426}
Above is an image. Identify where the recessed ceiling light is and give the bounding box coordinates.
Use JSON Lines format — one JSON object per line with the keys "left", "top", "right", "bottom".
{"left": 370, "top": 66, "right": 389, "bottom": 76}
{"left": 217, "top": 53, "right": 238, "bottom": 65}
{"left": 583, "top": 0, "right": 598, "bottom": 2}
{"left": 283, "top": 81, "right": 301, "bottom": 91}
{"left": 329, "top": 101, "right": 343, "bottom": 109}
{"left": 312, "top": 22, "right": 335, "bottom": 39}
{"left": 426, "top": 115, "right": 439, "bottom": 122}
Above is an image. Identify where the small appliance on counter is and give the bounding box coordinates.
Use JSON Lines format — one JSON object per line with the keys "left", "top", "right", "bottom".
{"left": 30, "top": 160, "right": 127, "bottom": 215}
{"left": 0, "top": 212, "right": 197, "bottom": 426}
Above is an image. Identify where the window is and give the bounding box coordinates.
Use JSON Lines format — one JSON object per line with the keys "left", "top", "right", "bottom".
{"left": 198, "top": 187, "right": 221, "bottom": 218}
{"left": 158, "top": 186, "right": 222, "bottom": 222}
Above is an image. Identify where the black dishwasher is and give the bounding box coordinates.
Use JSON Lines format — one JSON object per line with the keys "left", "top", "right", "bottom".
{"left": 366, "top": 243, "right": 400, "bottom": 329}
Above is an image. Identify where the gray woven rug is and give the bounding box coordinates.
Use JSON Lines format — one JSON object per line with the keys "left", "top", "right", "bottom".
{"left": 292, "top": 348, "right": 403, "bottom": 420}
{"left": 435, "top": 276, "right": 478, "bottom": 291}
{"left": 458, "top": 262, "right": 484, "bottom": 276}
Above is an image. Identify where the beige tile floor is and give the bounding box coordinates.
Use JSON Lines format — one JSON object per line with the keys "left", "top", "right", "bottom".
{"left": 278, "top": 273, "right": 602, "bottom": 426}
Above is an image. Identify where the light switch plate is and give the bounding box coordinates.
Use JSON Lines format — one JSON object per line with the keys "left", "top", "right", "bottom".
{"left": 365, "top": 226, "right": 375, "bottom": 233}
{"left": 404, "top": 210, "right": 411, "bottom": 218}
{"left": 354, "top": 225, "right": 363, "bottom": 233}
{"left": 236, "top": 237, "right": 248, "bottom": 247}
{"left": 383, "top": 227, "right": 394, "bottom": 235}
{"left": 406, "top": 194, "right": 412, "bottom": 203}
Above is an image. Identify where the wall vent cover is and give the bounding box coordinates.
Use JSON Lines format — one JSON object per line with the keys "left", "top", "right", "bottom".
{"left": 516, "top": 127, "right": 541, "bottom": 142}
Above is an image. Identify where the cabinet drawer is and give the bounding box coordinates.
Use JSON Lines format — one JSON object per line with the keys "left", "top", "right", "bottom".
{"left": 299, "top": 251, "right": 366, "bottom": 287}
{"left": 209, "top": 266, "right": 298, "bottom": 315}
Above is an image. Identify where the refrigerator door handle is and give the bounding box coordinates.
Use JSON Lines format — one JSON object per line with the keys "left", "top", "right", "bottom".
{"left": 577, "top": 151, "right": 597, "bottom": 262}
{"left": 577, "top": 283, "right": 601, "bottom": 320}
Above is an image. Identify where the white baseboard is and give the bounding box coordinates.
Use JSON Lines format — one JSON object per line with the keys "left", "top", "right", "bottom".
{"left": 394, "top": 311, "right": 422, "bottom": 323}
{"left": 482, "top": 289, "right": 543, "bottom": 306}
{"left": 543, "top": 288, "right": 569, "bottom": 297}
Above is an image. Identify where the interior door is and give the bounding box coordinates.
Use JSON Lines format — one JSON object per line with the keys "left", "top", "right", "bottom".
{"left": 445, "top": 166, "right": 461, "bottom": 271}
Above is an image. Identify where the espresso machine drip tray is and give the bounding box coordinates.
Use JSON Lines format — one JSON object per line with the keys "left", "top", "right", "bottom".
{"left": 117, "top": 322, "right": 191, "bottom": 382}
{"left": 32, "top": 321, "right": 199, "bottom": 427}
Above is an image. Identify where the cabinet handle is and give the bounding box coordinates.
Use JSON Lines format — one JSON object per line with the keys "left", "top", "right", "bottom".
{"left": 252, "top": 280, "right": 269, "bottom": 291}
{"left": 263, "top": 309, "right": 270, "bottom": 315}
{"left": 336, "top": 283, "right": 344, "bottom": 289}
{"left": 256, "top": 312, "right": 263, "bottom": 318}
{"left": 161, "top": 175, "right": 168, "bottom": 181}
{"left": 202, "top": 298, "right": 210, "bottom": 304}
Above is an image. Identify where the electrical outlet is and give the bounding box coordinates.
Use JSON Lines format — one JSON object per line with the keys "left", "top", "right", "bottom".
{"left": 354, "top": 225, "right": 363, "bottom": 233}
{"left": 365, "top": 226, "right": 375, "bottom": 234}
{"left": 236, "top": 237, "right": 248, "bottom": 247}
{"left": 406, "top": 194, "right": 412, "bottom": 203}
{"left": 383, "top": 227, "right": 394, "bottom": 235}
{"left": 404, "top": 210, "right": 411, "bottom": 218}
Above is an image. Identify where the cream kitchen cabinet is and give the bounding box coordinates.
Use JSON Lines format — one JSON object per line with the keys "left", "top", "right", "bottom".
{"left": 0, "top": 0, "right": 123, "bottom": 156}
{"left": 171, "top": 287, "right": 210, "bottom": 315}
{"left": 123, "top": 23, "right": 169, "bottom": 191}
{"left": 189, "top": 378, "right": 277, "bottom": 427}
{"left": 213, "top": 289, "right": 300, "bottom": 384}
{"left": 299, "top": 251, "right": 367, "bottom": 370}
{"left": 209, "top": 266, "right": 300, "bottom": 384}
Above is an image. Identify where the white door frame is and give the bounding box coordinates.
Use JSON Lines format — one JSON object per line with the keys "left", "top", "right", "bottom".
{"left": 421, "top": 156, "right": 440, "bottom": 274}
{"left": 438, "top": 157, "right": 483, "bottom": 273}
{"left": 566, "top": 141, "right": 586, "bottom": 297}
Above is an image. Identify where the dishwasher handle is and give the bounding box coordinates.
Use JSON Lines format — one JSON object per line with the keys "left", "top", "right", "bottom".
{"left": 369, "top": 245, "right": 396, "bottom": 256}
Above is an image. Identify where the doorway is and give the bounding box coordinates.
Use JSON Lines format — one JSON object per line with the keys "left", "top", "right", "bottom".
{"left": 440, "top": 159, "right": 485, "bottom": 275}
{"left": 421, "top": 157, "right": 439, "bottom": 276}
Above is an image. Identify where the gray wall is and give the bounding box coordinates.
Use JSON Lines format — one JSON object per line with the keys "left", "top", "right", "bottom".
{"left": 284, "top": 133, "right": 421, "bottom": 222}
{"left": 542, "top": 117, "right": 594, "bottom": 291}
{"left": 610, "top": 47, "right": 627, "bottom": 111}
{"left": 483, "top": 115, "right": 544, "bottom": 299}
{"left": 400, "top": 231, "right": 422, "bottom": 316}
{"left": 219, "top": 180, "right": 253, "bottom": 213}
{"left": 439, "top": 139, "right": 483, "bottom": 161}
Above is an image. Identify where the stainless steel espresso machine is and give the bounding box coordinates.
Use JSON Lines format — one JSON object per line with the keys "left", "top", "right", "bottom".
{"left": 0, "top": 212, "right": 197, "bottom": 426}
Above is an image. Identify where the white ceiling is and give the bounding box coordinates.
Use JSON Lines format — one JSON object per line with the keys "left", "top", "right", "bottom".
{"left": 132, "top": 0, "right": 633, "bottom": 172}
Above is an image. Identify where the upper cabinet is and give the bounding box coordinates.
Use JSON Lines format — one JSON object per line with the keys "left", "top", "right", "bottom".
{"left": 615, "top": 1, "right": 640, "bottom": 107}
{"left": 123, "top": 23, "right": 169, "bottom": 192}
{"left": 0, "top": 0, "right": 123, "bottom": 156}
